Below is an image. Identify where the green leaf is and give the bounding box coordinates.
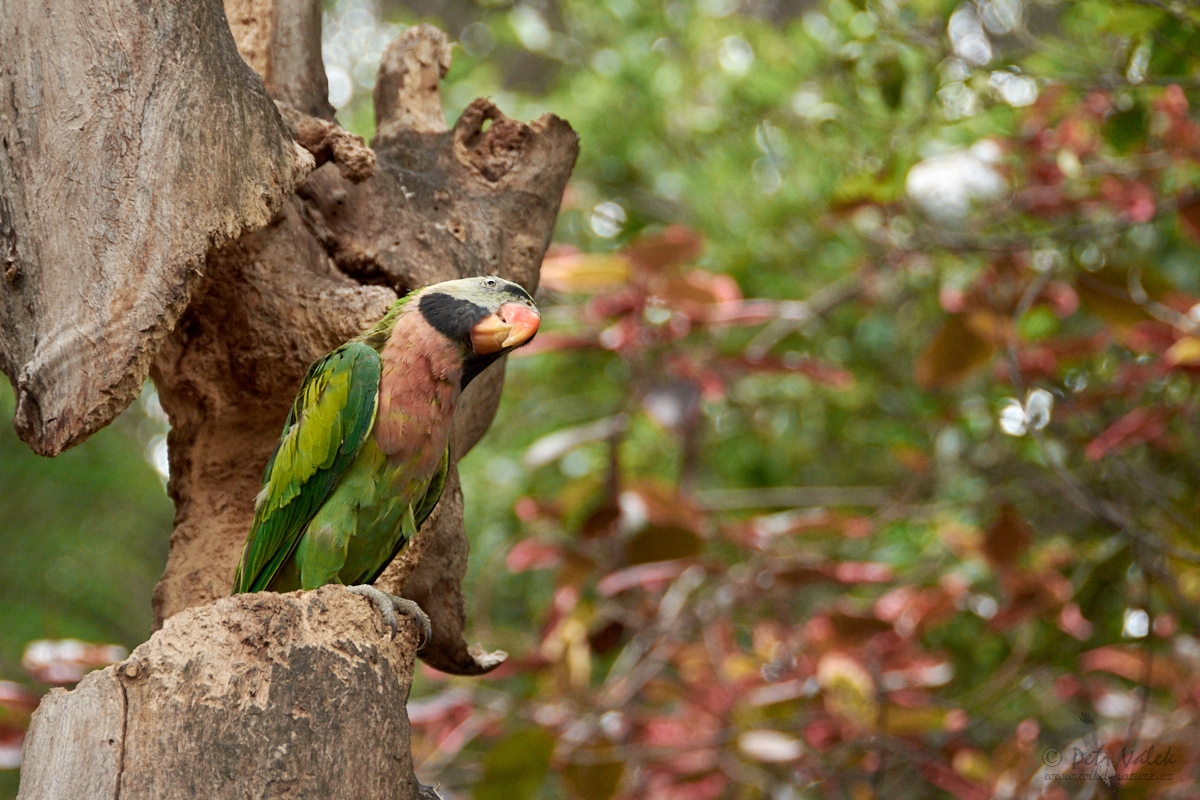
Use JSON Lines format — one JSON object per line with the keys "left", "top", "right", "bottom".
{"left": 474, "top": 729, "right": 556, "bottom": 800}
{"left": 624, "top": 524, "right": 702, "bottom": 564}
{"left": 1017, "top": 306, "right": 1059, "bottom": 341}
{"left": 1104, "top": 105, "right": 1147, "bottom": 155}
{"left": 562, "top": 748, "right": 624, "bottom": 800}
{"left": 876, "top": 55, "right": 905, "bottom": 110}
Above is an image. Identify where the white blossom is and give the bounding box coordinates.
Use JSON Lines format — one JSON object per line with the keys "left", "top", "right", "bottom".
{"left": 1123, "top": 608, "right": 1150, "bottom": 638}
{"left": 999, "top": 389, "right": 1054, "bottom": 437}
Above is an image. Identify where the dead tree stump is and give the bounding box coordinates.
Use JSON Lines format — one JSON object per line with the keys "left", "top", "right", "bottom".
{"left": 18, "top": 588, "right": 423, "bottom": 800}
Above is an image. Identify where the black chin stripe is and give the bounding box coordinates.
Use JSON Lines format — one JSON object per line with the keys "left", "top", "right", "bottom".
{"left": 461, "top": 352, "right": 502, "bottom": 390}
{"left": 420, "top": 292, "right": 488, "bottom": 342}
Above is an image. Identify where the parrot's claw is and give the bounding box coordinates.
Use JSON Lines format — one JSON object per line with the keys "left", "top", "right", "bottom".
{"left": 346, "top": 585, "right": 431, "bottom": 649}
{"left": 417, "top": 781, "right": 443, "bottom": 800}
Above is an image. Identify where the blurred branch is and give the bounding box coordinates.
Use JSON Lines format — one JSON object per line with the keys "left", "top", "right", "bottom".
{"left": 1126, "top": 264, "right": 1200, "bottom": 334}
{"left": 1030, "top": 432, "right": 1200, "bottom": 630}
{"left": 743, "top": 274, "right": 864, "bottom": 361}
{"left": 1007, "top": 267, "right": 1056, "bottom": 396}
{"left": 1034, "top": 431, "right": 1200, "bottom": 564}
{"left": 914, "top": 197, "right": 1183, "bottom": 255}
{"left": 416, "top": 698, "right": 510, "bottom": 779}
{"left": 1053, "top": 74, "right": 1200, "bottom": 88}
{"left": 694, "top": 486, "right": 891, "bottom": 511}
{"left": 600, "top": 566, "right": 705, "bottom": 708}
{"left": 522, "top": 415, "right": 628, "bottom": 469}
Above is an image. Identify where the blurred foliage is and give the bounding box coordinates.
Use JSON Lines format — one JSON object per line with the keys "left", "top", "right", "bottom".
{"left": 381, "top": 0, "right": 1200, "bottom": 797}
{"left": 8, "top": 0, "right": 1200, "bottom": 797}
{"left": 0, "top": 382, "right": 171, "bottom": 797}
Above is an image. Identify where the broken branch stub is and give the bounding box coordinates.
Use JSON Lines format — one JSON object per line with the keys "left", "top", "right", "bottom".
{"left": 0, "top": 0, "right": 312, "bottom": 456}
{"left": 151, "top": 21, "right": 577, "bottom": 676}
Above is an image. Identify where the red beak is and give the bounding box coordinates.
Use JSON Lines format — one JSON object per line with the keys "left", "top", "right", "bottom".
{"left": 470, "top": 302, "right": 541, "bottom": 354}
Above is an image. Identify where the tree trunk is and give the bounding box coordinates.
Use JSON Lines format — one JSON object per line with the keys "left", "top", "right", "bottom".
{"left": 0, "top": 0, "right": 312, "bottom": 457}
{"left": 6, "top": 0, "right": 577, "bottom": 794}
{"left": 150, "top": 17, "right": 577, "bottom": 674}
{"left": 19, "top": 589, "right": 423, "bottom": 800}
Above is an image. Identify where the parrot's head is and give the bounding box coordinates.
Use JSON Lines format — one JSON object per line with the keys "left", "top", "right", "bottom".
{"left": 417, "top": 276, "right": 541, "bottom": 387}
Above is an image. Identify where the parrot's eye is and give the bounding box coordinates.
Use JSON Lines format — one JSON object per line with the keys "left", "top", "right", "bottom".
{"left": 485, "top": 278, "right": 497, "bottom": 288}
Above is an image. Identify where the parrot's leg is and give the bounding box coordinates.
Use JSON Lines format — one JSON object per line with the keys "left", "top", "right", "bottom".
{"left": 346, "top": 584, "right": 432, "bottom": 648}
{"left": 417, "top": 781, "right": 443, "bottom": 799}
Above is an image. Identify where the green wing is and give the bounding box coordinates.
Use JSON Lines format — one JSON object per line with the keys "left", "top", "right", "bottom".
{"left": 414, "top": 445, "right": 450, "bottom": 530}
{"left": 232, "top": 341, "right": 382, "bottom": 593}
{"left": 360, "top": 444, "right": 450, "bottom": 586}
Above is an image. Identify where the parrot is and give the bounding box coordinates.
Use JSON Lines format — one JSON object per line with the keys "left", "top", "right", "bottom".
{"left": 231, "top": 276, "right": 541, "bottom": 646}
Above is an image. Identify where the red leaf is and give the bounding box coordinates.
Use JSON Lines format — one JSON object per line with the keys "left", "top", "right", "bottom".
{"left": 406, "top": 688, "right": 474, "bottom": 726}
{"left": 1085, "top": 407, "right": 1168, "bottom": 461}
{"left": 915, "top": 315, "right": 995, "bottom": 390}
{"left": 983, "top": 504, "right": 1032, "bottom": 566}
{"left": 989, "top": 570, "right": 1072, "bottom": 631}
{"left": 728, "top": 354, "right": 855, "bottom": 390}
{"left": 802, "top": 717, "right": 842, "bottom": 751}
{"left": 774, "top": 560, "right": 891, "bottom": 586}
{"left": 21, "top": 640, "right": 127, "bottom": 685}
{"left": 805, "top": 611, "right": 893, "bottom": 648}
{"left": 623, "top": 225, "right": 704, "bottom": 272}
{"left": 832, "top": 561, "right": 894, "bottom": 583}
{"left": 874, "top": 586, "right": 960, "bottom": 637}
{"left": 646, "top": 772, "right": 726, "bottom": 800}
{"left": 1043, "top": 281, "right": 1080, "bottom": 318}
{"left": 1098, "top": 177, "right": 1156, "bottom": 223}
{"left": 1080, "top": 645, "right": 1181, "bottom": 688}
{"left": 597, "top": 560, "right": 689, "bottom": 597}
{"left": 1058, "top": 602, "right": 1094, "bottom": 641}
{"left": 0, "top": 681, "right": 39, "bottom": 717}
{"left": 513, "top": 331, "right": 601, "bottom": 356}
{"left": 920, "top": 762, "right": 991, "bottom": 800}
{"left": 1125, "top": 320, "right": 1177, "bottom": 355}
{"left": 650, "top": 275, "right": 729, "bottom": 318}
{"left": 505, "top": 539, "right": 563, "bottom": 573}
{"left": 1179, "top": 196, "right": 1200, "bottom": 246}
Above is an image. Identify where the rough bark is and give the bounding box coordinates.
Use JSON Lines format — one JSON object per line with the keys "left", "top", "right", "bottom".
{"left": 9, "top": 0, "right": 576, "bottom": 793}
{"left": 0, "top": 0, "right": 313, "bottom": 456}
{"left": 18, "top": 588, "right": 423, "bottom": 800}
{"left": 151, "top": 20, "right": 577, "bottom": 676}
{"left": 224, "top": 0, "right": 336, "bottom": 120}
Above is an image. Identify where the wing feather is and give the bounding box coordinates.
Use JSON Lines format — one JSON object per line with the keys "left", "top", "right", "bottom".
{"left": 359, "top": 445, "right": 450, "bottom": 586}
{"left": 232, "top": 341, "right": 382, "bottom": 593}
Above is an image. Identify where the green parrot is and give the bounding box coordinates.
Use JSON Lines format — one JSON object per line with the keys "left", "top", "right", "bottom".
{"left": 231, "top": 276, "right": 541, "bottom": 645}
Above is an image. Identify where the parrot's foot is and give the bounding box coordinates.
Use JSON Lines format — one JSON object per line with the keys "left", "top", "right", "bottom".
{"left": 346, "top": 585, "right": 431, "bottom": 649}
{"left": 417, "top": 781, "right": 443, "bottom": 800}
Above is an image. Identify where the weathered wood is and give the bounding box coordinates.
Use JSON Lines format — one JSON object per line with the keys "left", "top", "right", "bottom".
{"left": 18, "top": 588, "right": 422, "bottom": 800}
{"left": 0, "top": 0, "right": 312, "bottom": 456}
{"left": 149, "top": 198, "right": 397, "bottom": 625}
{"left": 225, "top": 0, "right": 335, "bottom": 119}
{"left": 151, "top": 22, "right": 577, "bottom": 676}
{"left": 9, "top": 3, "right": 576, "bottom": 794}
{"left": 16, "top": 671, "right": 124, "bottom": 800}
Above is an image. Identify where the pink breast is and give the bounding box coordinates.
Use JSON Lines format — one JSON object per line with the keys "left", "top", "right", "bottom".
{"left": 373, "top": 311, "right": 463, "bottom": 475}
